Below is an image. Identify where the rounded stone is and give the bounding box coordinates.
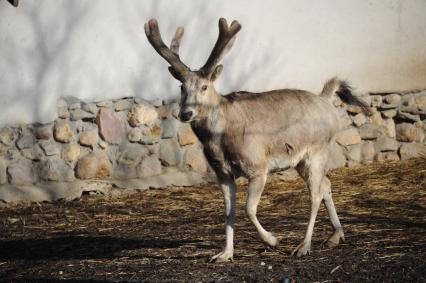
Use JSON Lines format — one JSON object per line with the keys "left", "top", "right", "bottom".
{"left": 326, "top": 141, "right": 347, "bottom": 171}
{"left": 137, "top": 155, "right": 162, "bottom": 177}
{"left": 82, "top": 103, "right": 98, "bottom": 114}
{"left": 16, "top": 132, "right": 36, "bottom": 150}
{"left": 7, "top": 159, "right": 38, "bottom": 185}
{"left": 96, "top": 100, "right": 113, "bottom": 108}
{"left": 415, "top": 128, "right": 425, "bottom": 143}
{"left": 75, "top": 152, "right": 112, "bottom": 179}
{"left": 370, "top": 96, "right": 382, "bottom": 107}
{"left": 382, "top": 109, "right": 397, "bottom": 118}
{"left": 374, "top": 151, "right": 399, "bottom": 162}
{"left": 151, "top": 99, "right": 163, "bottom": 107}
{"left": 128, "top": 128, "right": 142, "bottom": 143}
{"left": 157, "top": 105, "right": 170, "bottom": 119}
{"left": 62, "top": 143, "right": 81, "bottom": 162}
{"left": 396, "top": 123, "right": 417, "bottom": 142}
{"left": 21, "top": 145, "right": 44, "bottom": 161}
{"left": 352, "top": 113, "right": 366, "bottom": 127}
{"left": 361, "top": 141, "right": 375, "bottom": 162}
{"left": 177, "top": 123, "right": 198, "bottom": 146}
{"left": 79, "top": 131, "right": 98, "bottom": 147}
{"left": 0, "top": 145, "right": 7, "bottom": 157}
{"left": 70, "top": 109, "right": 95, "bottom": 121}
{"left": 57, "top": 107, "right": 70, "bottom": 119}
{"left": 161, "top": 117, "right": 177, "bottom": 139}
{"left": 183, "top": 145, "right": 207, "bottom": 172}
{"left": 0, "top": 158, "right": 7, "bottom": 184}
{"left": 397, "top": 111, "right": 420, "bottom": 122}
{"left": 39, "top": 140, "right": 60, "bottom": 156}
{"left": 414, "top": 91, "right": 426, "bottom": 110}
{"left": 368, "top": 109, "right": 383, "bottom": 126}
{"left": 399, "top": 142, "right": 426, "bottom": 160}
{"left": 374, "top": 136, "right": 399, "bottom": 152}
{"left": 96, "top": 108, "right": 127, "bottom": 145}
{"left": 140, "top": 123, "right": 162, "bottom": 145}
{"left": 35, "top": 125, "right": 53, "bottom": 140}
{"left": 54, "top": 120, "right": 74, "bottom": 143}
{"left": 384, "top": 93, "right": 401, "bottom": 105}
{"left": 38, "top": 158, "right": 74, "bottom": 182}
{"left": 346, "top": 104, "right": 363, "bottom": 114}
{"left": 117, "top": 142, "right": 148, "bottom": 166}
{"left": 344, "top": 144, "right": 361, "bottom": 162}
{"left": 128, "top": 103, "right": 159, "bottom": 127}
{"left": 380, "top": 118, "right": 396, "bottom": 139}
{"left": 64, "top": 97, "right": 82, "bottom": 110}
{"left": 170, "top": 102, "right": 180, "bottom": 119}
{"left": 401, "top": 94, "right": 415, "bottom": 107}
{"left": 335, "top": 127, "right": 361, "bottom": 146}
{"left": 115, "top": 99, "right": 134, "bottom": 112}
{"left": 159, "top": 139, "right": 181, "bottom": 166}
{"left": 359, "top": 124, "right": 379, "bottom": 140}
{"left": 0, "top": 127, "right": 18, "bottom": 146}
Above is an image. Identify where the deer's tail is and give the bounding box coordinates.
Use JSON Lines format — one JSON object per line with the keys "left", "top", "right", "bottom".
{"left": 320, "top": 77, "right": 371, "bottom": 115}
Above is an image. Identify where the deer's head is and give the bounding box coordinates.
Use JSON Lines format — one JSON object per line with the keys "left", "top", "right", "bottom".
{"left": 145, "top": 18, "right": 241, "bottom": 123}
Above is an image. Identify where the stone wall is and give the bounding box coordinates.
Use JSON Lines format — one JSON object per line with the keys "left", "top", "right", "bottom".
{"left": 0, "top": 96, "right": 208, "bottom": 202}
{"left": 327, "top": 90, "right": 426, "bottom": 169}
{"left": 0, "top": 90, "right": 425, "bottom": 202}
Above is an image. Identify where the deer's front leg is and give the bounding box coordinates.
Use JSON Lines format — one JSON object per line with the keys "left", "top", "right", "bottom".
{"left": 246, "top": 170, "right": 278, "bottom": 248}
{"left": 210, "top": 178, "right": 237, "bottom": 263}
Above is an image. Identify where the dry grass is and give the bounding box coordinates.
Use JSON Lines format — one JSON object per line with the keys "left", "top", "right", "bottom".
{"left": 0, "top": 158, "right": 425, "bottom": 282}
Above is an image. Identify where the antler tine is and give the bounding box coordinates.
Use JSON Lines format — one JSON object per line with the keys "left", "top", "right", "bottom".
{"left": 170, "top": 27, "right": 184, "bottom": 57}
{"left": 145, "top": 19, "right": 189, "bottom": 80}
{"left": 200, "top": 18, "right": 242, "bottom": 76}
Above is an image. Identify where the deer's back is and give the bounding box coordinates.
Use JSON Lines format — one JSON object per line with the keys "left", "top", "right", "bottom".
{"left": 221, "top": 89, "right": 339, "bottom": 164}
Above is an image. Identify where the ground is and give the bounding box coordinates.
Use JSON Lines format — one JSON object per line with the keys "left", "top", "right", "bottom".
{"left": 0, "top": 158, "right": 425, "bottom": 283}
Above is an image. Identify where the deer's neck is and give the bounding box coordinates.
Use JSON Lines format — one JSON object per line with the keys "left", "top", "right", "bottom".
{"left": 190, "top": 94, "right": 227, "bottom": 143}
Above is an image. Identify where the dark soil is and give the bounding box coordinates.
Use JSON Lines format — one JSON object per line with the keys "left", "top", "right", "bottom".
{"left": 0, "top": 158, "right": 425, "bottom": 282}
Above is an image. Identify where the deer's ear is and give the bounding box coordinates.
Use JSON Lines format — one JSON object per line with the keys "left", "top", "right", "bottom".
{"left": 210, "top": 65, "right": 223, "bottom": 81}
{"left": 168, "top": 66, "right": 183, "bottom": 81}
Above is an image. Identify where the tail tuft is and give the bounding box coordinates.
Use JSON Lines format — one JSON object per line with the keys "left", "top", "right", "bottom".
{"left": 321, "top": 77, "right": 371, "bottom": 115}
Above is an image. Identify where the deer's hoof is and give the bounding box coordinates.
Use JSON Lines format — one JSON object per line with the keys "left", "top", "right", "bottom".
{"left": 262, "top": 232, "right": 279, "bottom": 248}
{"left": 326, "top": 229, "right": 345, "bottom": 248}
{"left": 210, "top": 250, "right": 233, "bottom": 263}
{"left": 291, "top": 241, "right": 311, "bottom": 257}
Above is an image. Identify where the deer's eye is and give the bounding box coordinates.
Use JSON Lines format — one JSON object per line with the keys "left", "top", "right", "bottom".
{"left": 201, "top": 85, "right": 208, "bottom": 91}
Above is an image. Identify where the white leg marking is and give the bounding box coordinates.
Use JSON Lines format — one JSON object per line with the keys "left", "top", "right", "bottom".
{"left": 210, "top": 178, "right": 237, "bottom": 263}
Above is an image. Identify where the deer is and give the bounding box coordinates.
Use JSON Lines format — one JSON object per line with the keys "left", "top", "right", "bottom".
{"left": 144, "top": 18, "right": 370, "bottom": 263}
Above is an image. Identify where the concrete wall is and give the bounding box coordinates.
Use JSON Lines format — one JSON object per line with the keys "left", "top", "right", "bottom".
{"left": 1, "top": 0, "right": 426, "bottom": 126}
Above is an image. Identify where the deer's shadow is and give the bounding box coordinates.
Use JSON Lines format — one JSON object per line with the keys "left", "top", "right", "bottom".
{"left": 0, "top": 235, "right": 214, "bottom": 261}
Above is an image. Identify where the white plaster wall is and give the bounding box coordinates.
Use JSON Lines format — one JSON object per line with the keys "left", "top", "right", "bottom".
{"left": 1, "top": 0, "right": 425, "bottom": 126}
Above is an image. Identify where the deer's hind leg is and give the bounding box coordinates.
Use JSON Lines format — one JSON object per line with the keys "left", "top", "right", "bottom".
{"left": 321, "top": 176, "right": 345, "bottom": 247}
{"left": 291, "top": 150, "right": 328, "bottom": 257}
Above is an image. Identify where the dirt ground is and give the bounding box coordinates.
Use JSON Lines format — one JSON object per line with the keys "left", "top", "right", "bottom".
{"left": 0, "top": 158, "right": 425, "bottom": 282}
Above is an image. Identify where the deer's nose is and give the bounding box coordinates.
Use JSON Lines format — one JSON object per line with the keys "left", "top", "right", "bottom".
{"left": 180, "top": 110, "right": 193, "bottom": 122}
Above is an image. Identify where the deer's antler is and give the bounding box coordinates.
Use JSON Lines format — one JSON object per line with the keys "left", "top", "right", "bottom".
{"left": 200, "top": 18, "right": 242, "bottom": 76}
{"left": 170, "top": 27, "right": 184, "bottom": 57}
{"left": 145, "top": 19, "right": 189, "bottom": 81}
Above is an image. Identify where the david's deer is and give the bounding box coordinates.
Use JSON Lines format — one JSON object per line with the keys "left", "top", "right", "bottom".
{"left": 145, "top": 18, "right": 369, "bottom": 262}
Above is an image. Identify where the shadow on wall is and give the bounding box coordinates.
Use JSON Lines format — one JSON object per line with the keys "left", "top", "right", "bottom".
{"left": 1, "top": 1, "right": 92, "bottom": 124}
{"left": 0, "top": 0, "right": 286, "bottom": 126}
